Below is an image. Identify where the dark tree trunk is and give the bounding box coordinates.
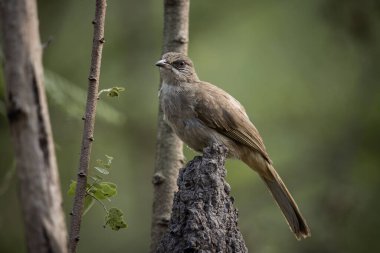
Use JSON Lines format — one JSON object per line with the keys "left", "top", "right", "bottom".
{"left": 0, "top": 0, "right": 68, "bottom": 252}
{"left": 150, "top": 0, "right": 189, "bottom": 251}
{"left": 156, "top": 144, "right": 248, "bottom": 253}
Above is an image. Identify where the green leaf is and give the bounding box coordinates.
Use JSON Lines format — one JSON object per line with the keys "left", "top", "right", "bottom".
{"left": 67, "top": 181, "right": 77, "bottom": 196}
{"left": 96, "top": 159, "right": 105, "bottom": 166}
{"left": 92, "top": 182, "right": 117, "bottom": 200}
{"left": 104, "top": 155, "right": 113, "bottom": 169}
{"left": 105, "top": 207, "right": 127, "bottom": 231}
{"left": 105, "top": 155, "right": 113, "bottom": 162}
{"left": 98, "top": 87, "right": 125, "bottom": 99}
{"left": 94, "top": 167, "right": 109, "bottom": 175}
{"left": 83, "top": 195, "right": 95, "bottom": 216}
{"left": 94, "top": 155, "right": 113, "bottom": 172}
{"left": 107, "top": 87, "right": 125, "bottom": 98}
{"left": 90, "top": 175, "right": 103, "bottom": 182}
{"left": 91, "top": 182, "right": 102, "bottom": 189}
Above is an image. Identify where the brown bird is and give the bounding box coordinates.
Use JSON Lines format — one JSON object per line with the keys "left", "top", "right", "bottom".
{"left": 156, "top": 52, "right": 311, "bottom": 240}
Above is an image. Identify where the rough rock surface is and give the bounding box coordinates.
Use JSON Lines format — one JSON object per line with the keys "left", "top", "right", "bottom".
{"left": 156, "top": 144, "right": 248, "bottom": 253}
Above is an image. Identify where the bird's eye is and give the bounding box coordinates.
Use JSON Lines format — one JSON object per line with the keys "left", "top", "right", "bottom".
{"left": 173, "top": 60, "right": 186, "bottom": 69}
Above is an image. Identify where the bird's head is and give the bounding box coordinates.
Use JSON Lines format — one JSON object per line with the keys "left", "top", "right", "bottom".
{"left": 155, "top": 52, "right": 199, "bottom": 84}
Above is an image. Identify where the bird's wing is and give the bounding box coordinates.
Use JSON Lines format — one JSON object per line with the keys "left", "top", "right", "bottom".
{"left": 194, "top": 82, "right": 270, "bottom": 161}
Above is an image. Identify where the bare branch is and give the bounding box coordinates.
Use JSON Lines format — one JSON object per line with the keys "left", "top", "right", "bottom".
{"left": 68, "top": 0, "right": 107, "bottom": 252}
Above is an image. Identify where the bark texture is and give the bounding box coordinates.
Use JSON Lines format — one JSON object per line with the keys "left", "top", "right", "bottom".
{"left": 68, "top": 0, "right": 107, "bottom": 252}
{"left": 150, "top": 0, "right": 189, "bottom": 251}
{"left": 0, "top": 0, "right": 68, "bottom": 252}
{"left": 156, "top": 144, "right": 248, "bottom": 253}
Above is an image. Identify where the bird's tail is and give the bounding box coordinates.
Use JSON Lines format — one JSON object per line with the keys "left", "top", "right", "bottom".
{"left": 260, "top": 163, "right": 311, "bottom": 240}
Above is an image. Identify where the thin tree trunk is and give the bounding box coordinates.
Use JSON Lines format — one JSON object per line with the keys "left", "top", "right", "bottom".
{"left": 156, "top": 144, "right": 248, "bottom": 253}
{"left": 68, "top": 0, "right": 107, "bottom": 252}
{"left": 0, "top": 0, "right": 68, "bottom": 253}
{"left": 150, "top": 0, "right": 189, "bottom": 252}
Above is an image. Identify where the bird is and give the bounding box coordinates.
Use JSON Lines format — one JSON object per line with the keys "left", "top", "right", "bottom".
{"left": 155, "top": 52, "right": 311, "bottom": 240}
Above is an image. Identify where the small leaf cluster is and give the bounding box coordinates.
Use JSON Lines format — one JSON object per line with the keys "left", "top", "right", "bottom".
{"left": 105, "top": 208, "right": 127, "bottom": 230}
{"left": 98, "top": 87, "right": 125, "bottom": 98}
{"left": 68, "top": 155, "right": 127, "bottom": 230}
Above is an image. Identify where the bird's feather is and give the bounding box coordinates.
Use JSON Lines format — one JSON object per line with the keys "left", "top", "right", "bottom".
{"left": 193, "top": 81, "right": 271, "bottom": 162}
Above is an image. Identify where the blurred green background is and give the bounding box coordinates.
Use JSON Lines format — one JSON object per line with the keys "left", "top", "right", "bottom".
{"left": 1, "top": 0, "right": 380, "bottom": 252}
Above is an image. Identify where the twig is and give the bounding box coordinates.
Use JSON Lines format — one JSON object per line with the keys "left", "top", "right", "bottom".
{"left": 68, "top": 0, "right": 107, "bottom": 252}
{"left": 86, "top": 178, "right": 100, "bottom": 193}
{"left": 86, "top": 192, "right": 108, "bottom": 213}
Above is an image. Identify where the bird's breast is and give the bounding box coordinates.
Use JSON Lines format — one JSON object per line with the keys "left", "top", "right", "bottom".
{"left": 159, "top": 82, "right": 205, "bottom": 151}
{"left": 160, "top": 82, "right": 195, "bottom": 121}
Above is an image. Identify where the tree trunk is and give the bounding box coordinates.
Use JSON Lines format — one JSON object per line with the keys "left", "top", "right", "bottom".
{"left": 150, "top": 0, "right": 189, "bottom": 252}
{"left": 156, "top": 144, "right": 248, "bottom": 253}
{"left": 0, "top": 1, "right": 68, "bottom": 253}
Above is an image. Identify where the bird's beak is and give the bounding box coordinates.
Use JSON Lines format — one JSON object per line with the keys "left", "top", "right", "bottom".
{"left": 155, "top": 59, "right": 168, "bottom": 68}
